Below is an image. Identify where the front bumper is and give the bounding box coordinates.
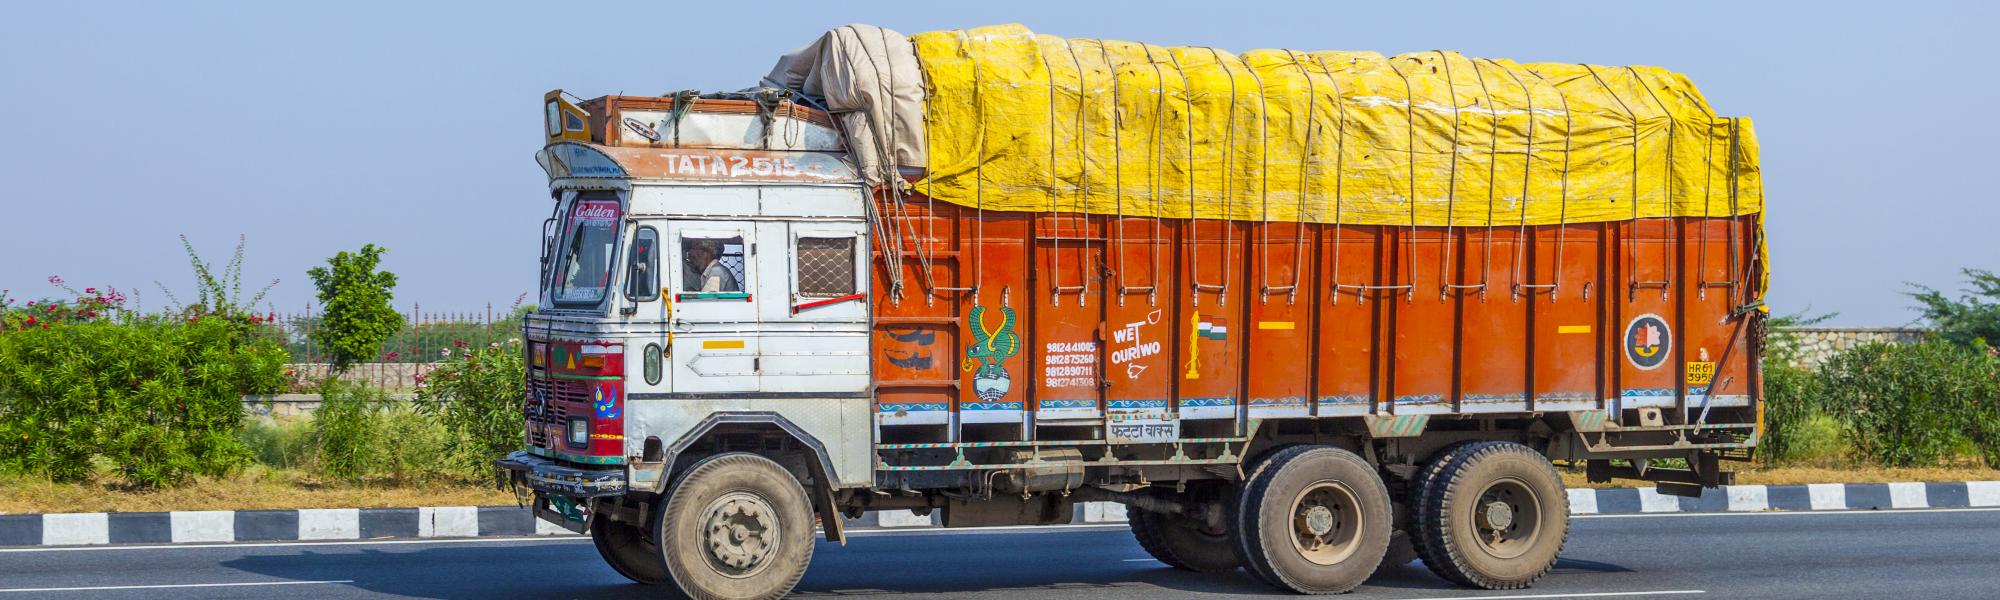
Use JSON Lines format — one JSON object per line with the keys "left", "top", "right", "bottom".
{"left": 496, "top": 450, "right": 627, "bottom": 498}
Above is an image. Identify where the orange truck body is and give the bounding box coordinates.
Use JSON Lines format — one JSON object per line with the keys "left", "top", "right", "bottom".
{"left": 869, "top": 194, "right": 1761, "bottom": 439}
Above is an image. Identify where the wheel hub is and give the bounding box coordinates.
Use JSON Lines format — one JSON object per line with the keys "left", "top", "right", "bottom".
{"left": 1301, "top": 505, "right": 1336, "bottom": 536}
{"left": 1478, "top": 500, "right": 1514, "bottom": 530}
{"left": 1288, "top": 481, "right": 1364, "bottom": 566}
{"left": 702, "top": 494, "right": 779, "bottom": 578}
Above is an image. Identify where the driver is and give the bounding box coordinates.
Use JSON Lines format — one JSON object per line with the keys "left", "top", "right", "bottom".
{"left": 683, "top": 240, "right": 741, "bottom": 293}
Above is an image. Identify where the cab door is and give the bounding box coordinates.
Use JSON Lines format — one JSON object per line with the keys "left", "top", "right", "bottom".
{"left": 665, "top": 221, "right": 760, "bottom": 393}
{"left": 752, "top": 221, "right": 870, "bottom": 394}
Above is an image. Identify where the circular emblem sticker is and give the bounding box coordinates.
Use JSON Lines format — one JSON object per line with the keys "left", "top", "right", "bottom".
{"left": 1623, "top": 313, "right": 1672, "bottom": 370}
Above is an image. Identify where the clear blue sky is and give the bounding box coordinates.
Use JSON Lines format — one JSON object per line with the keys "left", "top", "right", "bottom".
{"left": 2, "top": 1, "right": 1993, "bottom": 325}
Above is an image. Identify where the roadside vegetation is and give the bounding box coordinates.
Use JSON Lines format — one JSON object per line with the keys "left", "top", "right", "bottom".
{"left": 1, "top": 255, "right": 1996, "bottom": 512}
{"left": 0, "top": 240, "right": 526, "bottom": 513}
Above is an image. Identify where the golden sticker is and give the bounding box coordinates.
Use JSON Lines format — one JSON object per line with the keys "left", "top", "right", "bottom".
{"left": 1686, "top": 361, "right": 1716, "bottom": 386}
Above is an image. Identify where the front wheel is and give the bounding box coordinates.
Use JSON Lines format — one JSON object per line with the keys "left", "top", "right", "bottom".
{"left": 591, "top": 508, "right": 667, "bottom": 585}
{"left": 1130, "top": 491, "right": 1241, "bottom": 573}
{"left": 656, "top": 453, "right": 817, "bottom": 600}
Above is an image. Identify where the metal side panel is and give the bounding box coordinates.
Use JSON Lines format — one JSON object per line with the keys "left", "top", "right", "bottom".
{"left": 627, "top": 397, "right": 874, "bottom": 489}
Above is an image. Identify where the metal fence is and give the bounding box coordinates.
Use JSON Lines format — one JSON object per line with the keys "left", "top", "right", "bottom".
{"left": 266, "top": 303, "right": 523, "bottom": 390}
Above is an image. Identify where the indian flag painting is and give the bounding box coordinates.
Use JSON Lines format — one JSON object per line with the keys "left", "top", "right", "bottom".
{"left": 1198, "top": 315, "right": 1227, "bottom": 341}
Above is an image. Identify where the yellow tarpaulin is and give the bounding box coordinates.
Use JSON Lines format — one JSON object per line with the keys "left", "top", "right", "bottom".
{"left": 910, "top": 24, "right": 1764, "bottom": 230}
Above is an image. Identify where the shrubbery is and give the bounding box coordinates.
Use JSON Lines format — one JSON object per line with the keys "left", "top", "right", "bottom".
{"left": 0, "top": 311, "right": 287, "bottom": 487}
{"left": 415, "top": 339, "right": 526, "bottom": 484}
{"left": 1816, "top": 341, "right": 1999, "bottom": 467}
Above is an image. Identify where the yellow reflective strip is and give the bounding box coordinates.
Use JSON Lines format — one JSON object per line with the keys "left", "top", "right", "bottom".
{"left": 702, "top": 340, "right": 746, "bottom": 349}
{"left": 1558, "top": 325, "right": 1592, "bottom": 334}
{"left": 1257, "top": 321, "right": 1296, "bottom": 330}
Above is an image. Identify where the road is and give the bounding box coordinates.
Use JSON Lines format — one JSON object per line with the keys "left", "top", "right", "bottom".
{"left": 2, "top": 508, "right": 1997, "bottom": 599}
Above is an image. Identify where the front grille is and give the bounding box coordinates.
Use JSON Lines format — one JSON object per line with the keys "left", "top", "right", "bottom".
{"left": 525, "top": 375, "right": 592, "bottom": 447}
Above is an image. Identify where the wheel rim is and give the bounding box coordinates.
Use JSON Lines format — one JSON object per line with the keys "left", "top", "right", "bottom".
{"left": 1470, "top": 476, "right": 1542, "bottom": 560}
{"left": 1288, "top": 480, "right": 1364, "bottom": 566}
{"left": 700, "top": 491, "right": 780, "bottom": 579}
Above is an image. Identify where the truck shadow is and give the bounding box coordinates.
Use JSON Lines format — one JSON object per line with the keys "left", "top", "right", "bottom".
{"left": 215, "top": 532, "right": 1636, "bottom": 599}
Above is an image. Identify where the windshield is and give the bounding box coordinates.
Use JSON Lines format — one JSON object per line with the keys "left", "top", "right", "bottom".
{"left": 552, "top": 197, "right": 623, "bottom": 307}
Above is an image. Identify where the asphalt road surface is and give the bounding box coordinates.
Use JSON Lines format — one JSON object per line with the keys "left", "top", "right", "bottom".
{"left": 3, "top": 508, "right": 1998, "bottom": 599}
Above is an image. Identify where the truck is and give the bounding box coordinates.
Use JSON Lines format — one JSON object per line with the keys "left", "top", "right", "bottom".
{"left": 500, "top": 24, "right": 1767, "bottom": 599}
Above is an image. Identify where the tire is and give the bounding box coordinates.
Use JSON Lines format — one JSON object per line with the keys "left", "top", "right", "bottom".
{"left": 1407, "top": 440, "right": 1491, "bottom": 573}
{"left": 591, "top": 507, "right": 668, "bottom": 585}
{"left": 1412, "top": 441, "right": 1570, "bottom": 590}
{"left": 1230, "top": 445, "right": 1393, "bottom": 594}
{"left": 1129, "top": 489, "right": 1242, "bottom": 573}
{"left": 655, "top": 453, "right": 817, "bottom": 600}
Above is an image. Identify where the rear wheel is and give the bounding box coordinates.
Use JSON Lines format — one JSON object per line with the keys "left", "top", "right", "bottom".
{"left": 591, "top": 507, "right": 667, "bottom": 585}
{"left": 1128, "top": 485, "right": 1241, "bottom": 573}
{"left": 1407, "top": 440, "right": 1487, "bottom": 573}
{"left": 655, "top": 453, "right": 816, "bottom": 600}
{"left": 1413, "top": 441, "right": 1569, "bottom": 590}
{"left": 1231, "top": 445, "right": 1392, "bottom": 594}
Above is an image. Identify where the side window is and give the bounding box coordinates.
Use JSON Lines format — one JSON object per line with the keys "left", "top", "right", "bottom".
{"left": 680, "top": 235, "right": 747, "bottom": 294}
{"left": 795, "top": 237, "right": 857, "bottom": 297}
{"left": 625, "top": 227, "right": 659, "bottom": 301}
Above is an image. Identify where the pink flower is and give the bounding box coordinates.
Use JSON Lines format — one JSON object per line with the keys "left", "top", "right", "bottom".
{"left": 385, "top": 352, "right": 402, "bottom": 360}
{"left": 47, "top": 275, "right": 63, "bottom": 286}
{"left": 83, "top": 288, "right": 96, "bottom": 294}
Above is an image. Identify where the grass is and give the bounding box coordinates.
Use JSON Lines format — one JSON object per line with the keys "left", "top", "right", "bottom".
{"left": 0, "top": 466, "right": 514, "bottom": 514}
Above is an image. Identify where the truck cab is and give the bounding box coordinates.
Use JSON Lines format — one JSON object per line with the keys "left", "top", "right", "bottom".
{"left": 503, "top": 91, "right": 876, "bottom": 581}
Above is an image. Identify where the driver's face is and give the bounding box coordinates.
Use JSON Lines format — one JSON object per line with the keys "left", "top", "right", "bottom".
{"left": 690, "top": 248, "right": 715, "bottom": 264}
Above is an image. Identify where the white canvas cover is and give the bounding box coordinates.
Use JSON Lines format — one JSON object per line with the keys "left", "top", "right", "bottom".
{"left": 762, "top": 24, "right": 925, "bottom": 186}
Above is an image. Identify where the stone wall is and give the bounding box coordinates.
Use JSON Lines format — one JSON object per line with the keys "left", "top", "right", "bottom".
{"left": 287, "top": 362, "right": 430, "bottom": 391}
{"left": 1775, "top": 327, "right": 1929, "bottom": 367}
{"left": 243, "top": 393, "right": 418, "bottom": 421}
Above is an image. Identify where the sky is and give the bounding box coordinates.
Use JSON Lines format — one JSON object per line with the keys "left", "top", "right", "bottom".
{"left": 1, "top": 1, "right": 1994, "bottom": 325}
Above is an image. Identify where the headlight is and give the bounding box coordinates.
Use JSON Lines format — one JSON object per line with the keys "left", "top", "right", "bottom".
{"left": 567, "top": 417, "right": 589, "bottom": 447}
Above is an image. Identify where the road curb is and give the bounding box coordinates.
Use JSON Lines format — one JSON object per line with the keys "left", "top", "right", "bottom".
{"left": 4, "top": 481, "right": 1997, "bottom": 548}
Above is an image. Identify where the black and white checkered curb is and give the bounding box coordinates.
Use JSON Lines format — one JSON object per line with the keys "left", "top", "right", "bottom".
{"left": 5, "top": 481, "right": 1997, "bottom": 548}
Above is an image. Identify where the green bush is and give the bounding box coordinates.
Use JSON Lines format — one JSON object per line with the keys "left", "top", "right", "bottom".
{"left": 312, "top": 381, "right": 383, "bottom": 482}
{"left": 0, "top": 315, "right": 287, "bottom": 487}
{"left": 1816, "top": 341, "right": 1999, "bottom": 467}
{"left": 238, "top": 419, "right": 317, "bottom": 470}
{"left": 1759, "top": 360, "right": 1832, "bottom": 463}
{"left": 415, "top": 340, "right": 525, "bottom": 483}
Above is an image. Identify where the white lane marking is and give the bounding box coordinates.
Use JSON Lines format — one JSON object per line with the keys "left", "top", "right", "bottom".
{"left": 1574, "top": 506, "right": 2000, "bottom": 519}
{"left": 1887, "top": 482, "right": 1928, "bottom": 509}
{"left": 1567, "top": 488, "right": 1599, "bottom": 515}
{"left": 41, "top": 513, "right": 108, "bottom": 547}
{"left": 1394, "top": 591, "right": 1702, "bottom": 600}
{"left": 875, "top": 509, "right": 931, "bottom": 528}
{"left": 169, "top": 511, "right": 234, "bottom": 544}
{"left": 0, "top": 536, "right": 587, "bottom": 553}
{"left": 1807, "top": 483, "right": 1846, "bottom": 510}
{"left": 298, "top": 508, "right": 359, "bottom": 541}
{"left": 1636, "top": 488, "right": 1680, "bottom": 513}
{"left": 1121, "top": 558, "right": 1156, "bottom": 562}
{"left": 5, "top": 508, "right": 2000, "bottom": 554}
{"left": 419, "top": 506, "right": 479, "bottom": 538}
{"left": 0, "top": 580, "right": 353, "bottom": 593}
{"left": 1970, "top": 481, "right": 2000, "bottom": 507}
{"left": 1724, "top": 485, "right": 1768, "bottom": 512}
